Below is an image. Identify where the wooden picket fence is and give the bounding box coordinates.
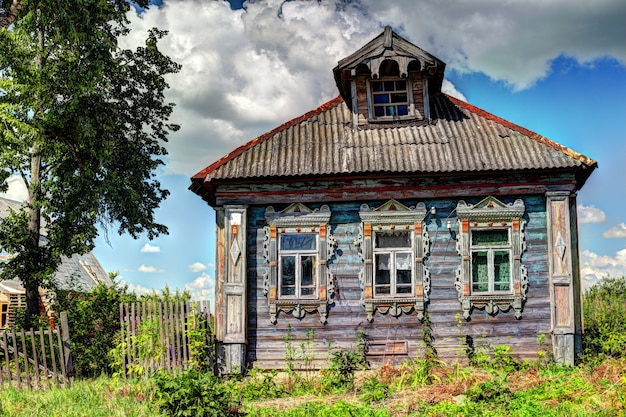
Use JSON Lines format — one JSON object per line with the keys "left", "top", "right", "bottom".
{"left": 118, "top": 300, "right": 214, "bottom": 377}
{"left": 0, "top": 311, "right": 72, "bottom": 389}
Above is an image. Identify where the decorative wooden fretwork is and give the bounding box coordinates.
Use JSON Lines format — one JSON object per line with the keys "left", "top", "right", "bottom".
{"left": 263, "top": 203, "right": 336, "bottom": 324}
{"left": 356, "top": 199, "right": 430, "bottom": 321}
{"left": 454, "top": 196, "right": 528, "bottom": 320}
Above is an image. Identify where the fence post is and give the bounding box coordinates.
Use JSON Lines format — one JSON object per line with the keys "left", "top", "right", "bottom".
{"left": 60, "top": 311, "right": 72, "bottom": 385}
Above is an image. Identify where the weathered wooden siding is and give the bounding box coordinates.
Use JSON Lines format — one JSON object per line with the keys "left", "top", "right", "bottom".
{"left": 245, "top": 194, "right": 551, "bottom": 369}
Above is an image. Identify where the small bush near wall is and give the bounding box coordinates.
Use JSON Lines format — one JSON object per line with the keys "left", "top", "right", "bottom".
{"left": 583, "top": 276, "right": 626, "bottom": 359}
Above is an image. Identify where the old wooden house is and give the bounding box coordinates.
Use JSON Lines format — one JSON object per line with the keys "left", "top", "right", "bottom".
{"left": 190, "top": 27, "right": 596, "bottom": 372}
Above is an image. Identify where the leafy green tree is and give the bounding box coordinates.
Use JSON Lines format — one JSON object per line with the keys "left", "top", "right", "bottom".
{"left": 0, "top": 0, "right": 180, "bottom": 327}
{"left": 583, "top": 276, "right": 626, "bottom": 359}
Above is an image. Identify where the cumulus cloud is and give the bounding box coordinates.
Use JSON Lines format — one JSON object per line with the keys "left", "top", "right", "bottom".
{"left": 137, "top": 264, "right": 166, "bottom": 273}
{"left": 0, "top": 175, "right": 28, "bottom": 202}
{"left": 140, "top": 243, "right": 161, "bottom": 253}
{"left": 577, "top": 204, "right": 607, "bottom": 224}
{"left": 580, "top": 248, "right": 626, "bottom": 289}
{"left": 187, "top": 262, "right": 208, "bottom": 273}
{"left": 603, "top": 223, "right": 626, "bottom": 238}
{"left": 184, "top": 272, "right": 215, "bottom": 301}
{"left": 121, "top": 0, "right": 625, "bottom": 178}
{"left": 125, "top": 282, "right": 156, "bottom": 296}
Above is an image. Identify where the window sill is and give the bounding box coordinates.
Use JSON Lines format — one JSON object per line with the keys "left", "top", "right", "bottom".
{"left": 459, "top": 294, "right": 525, "bottom": 320}
{"left": 269, "top": 299, "right": 332, "bottom": 324}
{"left": 364, "top": 296, "right": 426, "bottom": 322}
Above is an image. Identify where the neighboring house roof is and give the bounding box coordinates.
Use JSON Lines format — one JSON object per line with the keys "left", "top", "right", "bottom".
{"left": 190, "top": 94, "right": 596, "bottom": 196}
{"left": 0, "top": 197, "right": 112, "bottom": 293}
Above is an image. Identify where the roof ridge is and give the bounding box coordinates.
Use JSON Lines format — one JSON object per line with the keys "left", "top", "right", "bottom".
{"left": 444, "top": 93, "right": 596, "bottom": 167}
{"left": 192, "top": 96, "right": 345, "bottom": 180}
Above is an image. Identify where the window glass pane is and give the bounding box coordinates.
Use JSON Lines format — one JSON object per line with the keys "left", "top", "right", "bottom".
{"left": 396, "top": 285, "right": 412, "bottom": 294}
{"left": 386, "top": 106, "right": 396, "bottom": 116}
{"left": 472, "top": 230, "right": 509, "bottom": 246}
{"left": 280, "top": 256, "right": 296, "bottom": 296}
{"left": 390, "top": 93, "right": 407, "bottom": 103}
{"left": 396, "top": 252, "right": 412, "bottom": 272}
{"left": 374, "top": 94, "right": 390, "bottom": 104}
{"left": 372, "top": 81, "right": 383, "bottom": 92}
{"left": 374, "top": 106, "right": 385, "bottom": 117}
{"left": 472, "top": 251, "right": 489, "bottom": 292}
{"left": 281, "top": 234, "right": 316, "bottom": 251}
{"left": 300, "top": 255, "right": 316, "bottom": 287}
{"left": 493, "top": 250, "right": 510, "bottom": 291}
{"left": 375, "top": 253, "right": 391, "bottom": 285}
{"left": 375, "top": 231, "right": 411, "bottom": 248}
{"left": 384, "top": 81, "right": 395, "bottom": 91}
{"left": 375, "top": 285, "right": 390, "bottom": 295}
{"left": 395, "top": 80, "right": 407, "bottom": 90}
{"left": 397, "top": 105, "right": 408, "bottom": 116}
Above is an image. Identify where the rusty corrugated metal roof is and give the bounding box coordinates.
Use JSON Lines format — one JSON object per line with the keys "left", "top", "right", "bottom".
{"left": 191, "top": 94, "right": 596, "bottom": 191}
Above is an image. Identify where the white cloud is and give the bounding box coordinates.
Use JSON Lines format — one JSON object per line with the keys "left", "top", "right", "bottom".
{"left": 187, "top": 262, "right": 208, "bottom": 273}
{"left": 125, "top": 282, "right": 155, "bottom": 296}
{"left": 140, "top": 243, "right": 161, "bottom": 253}
{"left": 137, "top": 264, "right": 165, "bottom": 273}
{"left": 441, "top": 79, "right": 467, "bottom": 102}
{"left": 580, "top": 248, "right": 626, "bottom": 289}
{"left": 184, "top": 272, "right": 215, "bottom": 301}
{"left": 603, "top": 223, "right": 626, "bottom": 238}
{"left": 0, "top": 175, "right": 28, "bottom": 202}
{"left": 577, "top": 204, "right": 607, "bottom": 224}
{"left": 121, "top": 0, "right": 625, "bottom": 178}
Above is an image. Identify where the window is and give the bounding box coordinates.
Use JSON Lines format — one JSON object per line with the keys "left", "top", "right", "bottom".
{"left": 0, "top": 303, "right": 7, "bottom": 328}
{"left": 470, "top": 230, "right": 511, "bottom": 293}
{"left": 371, "top": 79, "right": 409, "bottom": 118}
{"left": 455, "top": 196, "right": 528, "bottom": 320}
{"left": 374, "top": 231, "right": 413, "bottom": 296}
{"left": 264, "top": 203, "right": 336, "bottom": 324}
{"left": 358, "top": 200, "right": 430, "bottom": 322}
{"left": 279, "top": 234, "right": 317, "bottom": 298}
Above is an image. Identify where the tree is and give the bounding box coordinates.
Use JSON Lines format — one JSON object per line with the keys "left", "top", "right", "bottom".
{"left": 0, "top": 0, "right": 180, "bottom": 327}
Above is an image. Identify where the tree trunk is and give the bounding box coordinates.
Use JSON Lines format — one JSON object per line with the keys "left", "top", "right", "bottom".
{"left": 0, "top": 0, "right": 23, "bottom": 28}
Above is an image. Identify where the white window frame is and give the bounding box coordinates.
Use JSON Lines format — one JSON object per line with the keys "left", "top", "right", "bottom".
{"left": 373, "top": 230, "right": 415, "bottom": 297}
{"left": 278, "top": 233, "right": 319, "bottom": 300}
{"left": 470, "top": 228, "right": 513, "bottom": 295}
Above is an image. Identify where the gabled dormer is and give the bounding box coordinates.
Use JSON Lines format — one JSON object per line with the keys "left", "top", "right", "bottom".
{"left": 333, "top": 26, "right": 445, "bottom": 127}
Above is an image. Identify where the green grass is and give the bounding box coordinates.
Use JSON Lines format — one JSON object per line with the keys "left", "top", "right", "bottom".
{"left": 0, "top": 377, "right": 160, "bottom": 417}
{"left": 0, "top": 359, "right": 624, "bottom": 417}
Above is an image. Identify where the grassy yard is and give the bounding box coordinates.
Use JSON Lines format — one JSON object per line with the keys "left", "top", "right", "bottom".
{"left": 1, "top": 358, "right": 624, "bottom": 417}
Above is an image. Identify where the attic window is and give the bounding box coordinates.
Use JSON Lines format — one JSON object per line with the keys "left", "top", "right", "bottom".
{"left": 367, "top": 60, "right": 414, "bottom": 121}
{"left": 371, "top": 79, "right": 409, "bottom": 117}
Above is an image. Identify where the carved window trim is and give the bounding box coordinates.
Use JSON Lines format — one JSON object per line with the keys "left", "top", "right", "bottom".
{"left": 263, "top": 203, "right": 336, "bottom": 324}
{"left": 455, "top": 196, "right": 528, "bottom": 320}
{"left": 357, "top": 199, "right": 430, "bottom": 322}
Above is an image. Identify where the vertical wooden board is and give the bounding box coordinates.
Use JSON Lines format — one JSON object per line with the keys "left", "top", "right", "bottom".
{"left": 554, "top": 285, "right": 571, "bottom": 327}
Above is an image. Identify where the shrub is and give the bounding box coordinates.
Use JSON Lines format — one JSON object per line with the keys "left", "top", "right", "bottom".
{"left": 583, "top": 276, "right": 626, "bottom": 359}
{"left": 154, "top": 370, "right": 238, "bottom": 417}
{"left": 53, "top": 279, "right": 137, "bottom": 378}
{"left": 321, "top": 332, "right": 367, "bottom": 392}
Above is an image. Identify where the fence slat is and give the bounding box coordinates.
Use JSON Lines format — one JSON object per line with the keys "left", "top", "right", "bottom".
{"left": 116, "top": 300, "right": 215, "bottom": 377}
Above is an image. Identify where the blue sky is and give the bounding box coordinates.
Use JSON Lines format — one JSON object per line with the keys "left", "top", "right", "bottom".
{"left": 3, "top": 0, "right": 625, "bottom": 300}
